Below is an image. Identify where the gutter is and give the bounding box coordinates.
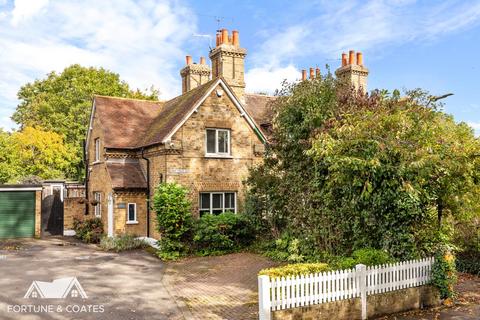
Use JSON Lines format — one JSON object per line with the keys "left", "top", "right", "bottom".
{"left": 141, "top": 147, "right": 151, "bottom": 237}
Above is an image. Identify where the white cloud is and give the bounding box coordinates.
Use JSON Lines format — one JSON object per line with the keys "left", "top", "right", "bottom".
{"left": 0, "top": 0, "right": 197, "bottom": 131}
{"left": 11, "top": 0, "right": 49, "bottom": 26}
{"left": 246, "top": 65, "right": 300, "bottom": 94}
{"left": 467, "top": 122, "right": 480, "bottom": 136}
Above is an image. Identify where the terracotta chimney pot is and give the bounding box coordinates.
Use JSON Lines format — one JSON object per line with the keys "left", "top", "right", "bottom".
{"left": 232, "top": 30, "right": 239, "bottom": 46}
{"left": 309, "top": 67, "right": 315, "bottom": 79}
{"left": 301, "top": 70, "right": 307, "bottom": 81}
{"left": 221, "top": 29, "right": 229, "bottom": 44}
{"left": 356, "top": 52, "right": 363, "bottom": 65}
{"left": 349, "top": 50, "right": 355, "bottom": 65}
{"left": 216, "top": 33, "right": 221, "bottom": 46}
{"left": 186, "top": 55, "right": 192, "bottom": 65}
{"left": 341, "top": 53, "right": 347, "bottom": 67}
{"left": 200, "top": 56, "right": 206, "bottom": 65}
{"left": 316, "top": 67, "right": 321, "bottom": 78}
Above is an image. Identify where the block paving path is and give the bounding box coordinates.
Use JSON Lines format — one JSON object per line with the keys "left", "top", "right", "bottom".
{"left": 163, "top": 252, "right": 279, "bottom": 320}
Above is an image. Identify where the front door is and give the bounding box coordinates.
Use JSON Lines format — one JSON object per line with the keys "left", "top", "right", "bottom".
{"left": 107, "top": 193, "right": 114, "bottom": 237}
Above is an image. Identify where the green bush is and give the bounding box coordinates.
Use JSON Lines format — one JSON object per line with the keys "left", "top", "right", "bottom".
{"left": 260, "top": 234, "right": 307, "bottom": 263}
{"left": 152, "top": 183, "right": 193, "bottom": 259}
{"left": 193, "top": 212, "right": 255, "bottom": 255}
{"left": 456, "top": 251, "right": 480, "bottom": 276}
{"left": 99, "top": 234, "right": 147, "bottom": 252}
{"left": 73, "top": 217, "right": 103, "bottom": 243}
{"left": 259, "top": 263, "right": 331, "bottom": 278}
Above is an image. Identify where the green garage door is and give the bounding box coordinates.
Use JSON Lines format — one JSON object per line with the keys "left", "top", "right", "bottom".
{"left": 0, "top": 191, "right": 35, "bottom": 238}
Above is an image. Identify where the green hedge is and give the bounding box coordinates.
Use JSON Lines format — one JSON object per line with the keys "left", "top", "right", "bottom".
{"left": 259, "top": 263, "right": 331, "bottom": 278}
{"left": 73, "top": 217, "right": 103, "bottom": 243}
{"left": 193, "top": 212, "right": 255, "bottom": 255}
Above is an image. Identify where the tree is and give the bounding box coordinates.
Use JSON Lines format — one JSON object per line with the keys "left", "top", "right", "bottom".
{"left": 0, "top": 127, "right": 76, "bottom": 183}
{"left": 247, "top": 75, "right": 480, "bottom": 259}
{"left": 12, "top": 64, "right": 159, "bottom": 180}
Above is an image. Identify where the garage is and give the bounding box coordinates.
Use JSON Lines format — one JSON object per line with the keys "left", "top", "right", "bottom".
{"left": 0, "top": 185, "right": 42, "bottom": 238}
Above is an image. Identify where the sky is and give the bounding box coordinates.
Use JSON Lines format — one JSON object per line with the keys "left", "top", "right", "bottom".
{"left": 0, "top": 0, "right": 480, "bottom": 134}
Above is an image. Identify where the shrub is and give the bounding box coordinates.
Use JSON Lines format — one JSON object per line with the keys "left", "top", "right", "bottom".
{"left": 432, "top": 249, "right": 457, "bottom": 299}
{"left": 261, "top": 234, "right": 306, "bottom": 263}
{"left": 456, "top": 251, "right": 480, "bottom": 275}
{"left": 99, "top": 234, "right": 147, "bottom": 252}
{"left": 193, "top": 212, "right": 255, "bottom": 255}
{"left": 259, "top": 263, "right": 331, "bottom": 278}
{"left": 152, "top": 183, "right": 193, "bottom": 259}
{"left": 73, "top": 217, "right": 103, "bottom": 243}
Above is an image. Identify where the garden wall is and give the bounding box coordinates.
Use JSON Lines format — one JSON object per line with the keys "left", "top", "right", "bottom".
{"left": 271, "top": 285, "right": 440, "bottom": 320}
{"left": 63, "top": 198, "right": 85, "bottom": 235}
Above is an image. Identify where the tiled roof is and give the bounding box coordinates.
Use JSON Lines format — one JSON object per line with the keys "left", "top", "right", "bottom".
{"left": 106, "top": 161, "right": 147, "bottom": 190}
{"left": 140, "top": 79, "right": 217, "bottom": 147}
{"left": 94, "top": 96, "right": 164, "bottom": 149}
{"left": 244, "top": 93, "right": 276, "bottom": 126}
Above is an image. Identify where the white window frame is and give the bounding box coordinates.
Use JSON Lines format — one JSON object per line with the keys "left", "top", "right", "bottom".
{"left": 199, "top": 192, "right": 237, "bottom": 215}
{"left": 94, "top": 138, "right": 100, "bottom": 162}
{"left": 126, "top": 203, "right": 138, "bottom": 224}
{"left": 94, "top": 192, "right": 101, "bottom": 217}
{"left": 205, "top": 128, "right": 231, "bottom": 157}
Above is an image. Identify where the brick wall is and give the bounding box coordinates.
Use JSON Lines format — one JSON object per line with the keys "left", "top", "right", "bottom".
{"left": 63, "top": 198, "right": 86, "bottom": 232}
{"left": 34, "top": 190, "right": 41, "bottom": 237}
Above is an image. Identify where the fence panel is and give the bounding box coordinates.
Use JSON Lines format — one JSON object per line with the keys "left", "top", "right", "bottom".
{"left": 259, "top": 257, "right": 434, "bottom": 320}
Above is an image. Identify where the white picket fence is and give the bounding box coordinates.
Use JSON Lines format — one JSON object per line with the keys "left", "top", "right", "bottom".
{"left": 258, "top": 257, "right": 434, "bottom": 320}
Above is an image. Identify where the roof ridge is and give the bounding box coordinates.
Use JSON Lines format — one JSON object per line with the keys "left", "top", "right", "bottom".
{"left": 94, "top": 94, "right": 164, "bottom": 103}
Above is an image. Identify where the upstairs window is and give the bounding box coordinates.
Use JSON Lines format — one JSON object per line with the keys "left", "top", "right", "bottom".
{"left": 199, "top": 192, "right": 236, "bottom": 215}
{"left": 206, "top": 129, "right": 230, "bottom": 156}
{"left": 94, "top": 138, "right": 100, "bottom": 162}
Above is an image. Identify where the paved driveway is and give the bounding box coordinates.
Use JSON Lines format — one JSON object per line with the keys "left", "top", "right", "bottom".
{"left": 0, "top": 238, "right": 183, "bottom": 320}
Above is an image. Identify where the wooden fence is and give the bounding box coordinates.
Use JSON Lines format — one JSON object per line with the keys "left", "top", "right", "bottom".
{"left": 258, "top": 257, "right": 434, "bottom": 320}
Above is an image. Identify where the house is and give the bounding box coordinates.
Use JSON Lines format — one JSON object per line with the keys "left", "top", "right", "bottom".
{"left": 84, "top": 29, "right": 368, "bottom": 238}
{"left": 24, "top": 277, "right": 87, "bottom": 299}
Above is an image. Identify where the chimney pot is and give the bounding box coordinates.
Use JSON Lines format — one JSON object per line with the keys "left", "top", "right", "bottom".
{"left": 232, "top": 30, "right": 239, "bottom": 46}
{"left": 301, "top": 69, "right": 307, "bottom": 81}
{"left": 200, "top": 56, "right": 206, "bottom": 65}
{"left": 309, "top": 67, "right": 315, "bottom": 79}
{"left": 221, "top": 29, "right": 229, "bottom": 44}
{"left": 341, "top": 53, "right": 347, "bottom": 67}
{"left": 316, "top": 67, "right": 321, "bottom": 78}
{"left": 216, "top": 33, "right": 221, "bottom": 46}
{"left": 356, "top": 52, "right": 363, "bottom": 65}
{"left": 349, "top": 50, "right": 355, "bottom": 65}
{"left": 186, "top": 55, "right": 192, "bottom": 65}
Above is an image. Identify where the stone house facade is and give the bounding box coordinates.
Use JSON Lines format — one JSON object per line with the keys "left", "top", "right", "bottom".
{"left": 85, "top": 29, "right": 368, "bottom": 238}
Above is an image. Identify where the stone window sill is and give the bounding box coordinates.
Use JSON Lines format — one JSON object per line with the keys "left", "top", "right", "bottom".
{"left": 126, "top": 221, "right": 138, "bottom": 225}
{"left": 204, "top": 154, "right": 233, "bottom": 159}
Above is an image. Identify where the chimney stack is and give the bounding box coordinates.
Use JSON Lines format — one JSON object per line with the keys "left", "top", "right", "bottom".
{"left": 335, "top": 50, "right": 369, "bottom": 93}
{"left": 301, "top": 69, "right": 307, "bottom": 81}
{"left": 309, "top": 68, "right": 315, "bottom": 79}
{"left": 180, "top": 55, "right": 211, "bottom": 94}
{"left": 210, "top": 29, "right": 247, "bottom": 101}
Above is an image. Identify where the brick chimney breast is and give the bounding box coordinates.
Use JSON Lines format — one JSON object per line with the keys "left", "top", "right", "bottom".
{"left": 209, "top": 29, "right": 247, "bottom": 101}
{"left": 335, "top": 50, "right": 369, "bottom": 93}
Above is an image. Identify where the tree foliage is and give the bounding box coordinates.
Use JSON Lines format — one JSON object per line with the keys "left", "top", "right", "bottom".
{"left": 247, "top": 74, "right": 480, "bottom": 259}
{"left": 11, "top": 64, "right": 159, "bottom": 180}
{"left": 0, "top": 127, "right": 76, "bottom": 183}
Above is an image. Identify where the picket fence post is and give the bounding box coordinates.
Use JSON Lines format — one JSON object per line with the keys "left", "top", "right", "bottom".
{"left": 356, "top": 264, "right": 367, "bottom": 320}
{"left": 259, "top": 275, "right": 271, "bottom": 320}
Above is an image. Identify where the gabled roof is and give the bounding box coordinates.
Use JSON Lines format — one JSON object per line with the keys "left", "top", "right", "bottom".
{"left": 244, "top": 93, "right": 276, "bottom": 126}
{"left": 91, "top": 78, "right": 270, "bottom": 150}
{"left": 106, "top": 161, "right": 147, "bottom": 190}
{"left": 93, "top": 96, "right": 164, "bottom": 149}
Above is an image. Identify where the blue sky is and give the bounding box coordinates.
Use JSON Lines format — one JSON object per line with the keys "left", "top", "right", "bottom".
{"left": 0, "top": 0, "right": 479, "bottom": 134}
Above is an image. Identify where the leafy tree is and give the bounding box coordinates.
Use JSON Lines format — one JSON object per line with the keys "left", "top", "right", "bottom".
{"left": 247, "top": 74, "right": 480, "bottom": 259}
{"left": 0, "top": 127, "right": 76, "bottom": 183}
{"left": 12, "top": 64, "right": 159, "bottom": 180}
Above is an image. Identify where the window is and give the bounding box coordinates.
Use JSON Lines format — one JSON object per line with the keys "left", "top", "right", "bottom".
{"left": 31, "top": 291, "right": 38, "bottom": 298}
{"left": 94, "top": 138, "right": 100, "bottom": 162}
{"left": 94, "top": 192, "right": 101, "bottom": 217}
{"left": 71, "top": 289, "right": 78, "bottom": 298}
{"left": 199, "top": 192, "right": 236, "bottom": 215}
{"left": 205, "top": 129, "right": 230, "bottom": 156}
{"left": 127, "top": 203, "right": 137, "bottom": 224}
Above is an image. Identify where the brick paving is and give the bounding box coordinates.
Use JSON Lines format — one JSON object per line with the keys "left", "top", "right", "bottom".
{"left": 163, "top": 252, "right": 279, "bottom": 320}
